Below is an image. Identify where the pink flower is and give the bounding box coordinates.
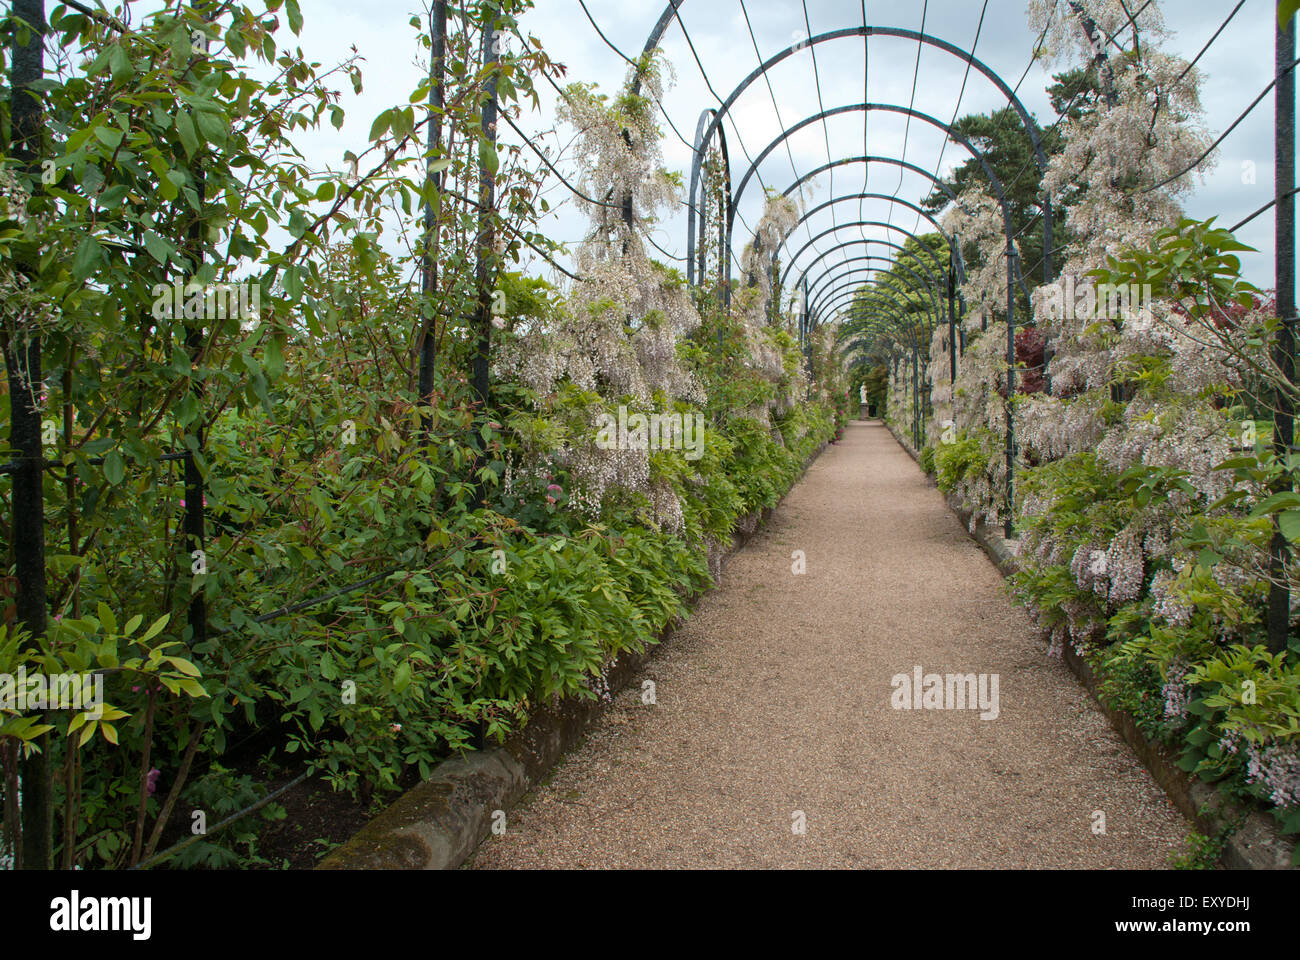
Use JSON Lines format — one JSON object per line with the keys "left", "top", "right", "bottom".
{"left": 145, "top": 768, "right": 161, "bottom": 797}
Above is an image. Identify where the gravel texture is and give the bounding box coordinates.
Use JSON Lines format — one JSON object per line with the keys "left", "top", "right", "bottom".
{"left": 468, "top": 420, "right": 1189, "bottom": 869}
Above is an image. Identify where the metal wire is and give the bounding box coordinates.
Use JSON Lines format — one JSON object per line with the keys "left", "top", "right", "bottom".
{"left": 921, "top": 0, "right": 988, "bottom": 236}
{"left": 890, "top": 0, "right": 928, "bottom": 231}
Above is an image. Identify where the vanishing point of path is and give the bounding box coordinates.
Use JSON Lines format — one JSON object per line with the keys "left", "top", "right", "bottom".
{"left": 469, "top": 420, "right": 1188, "bottom": 869}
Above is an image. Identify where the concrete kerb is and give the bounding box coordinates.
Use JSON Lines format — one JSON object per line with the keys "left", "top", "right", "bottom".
{"left": 880, "top": 421, "right": 1296, "bottom": 870}
{"left": 318, "top": 439, "right": 831, "bottom": 870}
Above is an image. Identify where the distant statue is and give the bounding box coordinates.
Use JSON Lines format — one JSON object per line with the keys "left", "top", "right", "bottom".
{"left": 859, "top": 384, "right": 867, "bottom": 405}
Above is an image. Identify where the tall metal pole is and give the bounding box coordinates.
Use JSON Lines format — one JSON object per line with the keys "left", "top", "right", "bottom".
{"left": 948, "top": 260, "right": 957, "bottom": 387}
{"left": 911, "top": 343, "right": 920, "bottom": 449}
{"left": 472, "top": 6, "right": 499, "bottom": 409}
{"left": 1269, "top": 14, "right": 1296, "bottom": 654}
{"left": 419, "top": 2, "right": 447, "bottom": 441}
{"left": 1005, "top": 240, "right": 1017, "bottom": 539}
{"left": 7, "top": 0, "right": 50, "bottom": 872}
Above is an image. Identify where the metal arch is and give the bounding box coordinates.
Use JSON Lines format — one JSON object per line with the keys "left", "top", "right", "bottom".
{"left": 817, "top": 287, "right": 935, "bottom": 340}
{"left": 807, "top": 244, "right": 943, "bottom": 323}
{"left": 800, "top": 238, "right": 946, "bottom": 312}
{"left": 808, "top": 258, "right": 910, "bottom": 308}
{"left": 811, "top": 257, "right": 942, "bottom": 339}
{"left": 796, "top": 237, "right": 965, "bottom": 342}
{"left": 780, "top": 214, "right": 967, "bottom": 382}
{"left": 631, "top": 10, "right": 1035, "bottom": 534}
{"left": 640, "top": 18, "right": 1051, "bottom": 185}
{"left": 731, "top": 103, "right": 1029, "bottom": 310}
{"left": 817, "top": 286, "right": 936, "bottom": 345}
{"left": 801, "top": 238, "right": 948, "bottom": 360}
{"left": 781, "top": 219, "right": 950, "bottom": 295}
{"left": 840, "top": 303, "right": 923, "bottom": 354}
{"left": 837, "top": 295, "right": 919, "bottom": 354}
{"left": 837, "top": 291, "right": 932, "bottom": 347}
{"left": 804, "top": 234, "right": 946, "bottom": 301}
{"left": 647, "top": 24, "right": 1045, "bottom": 251}
{"left": 801, "top": 237, "right": 949, "bottom": 313}
{"left": 774, "top": 156, "right": 968, "bottom": 292}
{"left": 811, "top": 271, "right": 937, "bottom": 331}
{"left": 660, "top": 25, "right": 1053, "bottom": 278}
{"left": 756, "top": 115, "right": 1019, "bottom": 534}
{"left": 783, "top": 155, "right": 961, "bottom": 206}
{"left": 685, "top": 108, "right": 734, "bottom": 289}
{"left": 631, "top": 0, "right": 686, "bottom": 88}
{"left": 815, "top": 284, "right": 936, "bottom": 348}
{"left": 840, "top": 292, "right": 932, "bottom": 446}
{"left": 759, "top": 160, "right": 970, "bottom": 319}
{"left": 776, "top": 192, "right": 968, "bottom": 287}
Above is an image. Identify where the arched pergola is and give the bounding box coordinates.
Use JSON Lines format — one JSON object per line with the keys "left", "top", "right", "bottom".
{"left": 623, "top": 4, "right": 1099, "bottom": 538}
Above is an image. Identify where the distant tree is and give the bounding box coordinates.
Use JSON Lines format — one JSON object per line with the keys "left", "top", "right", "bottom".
{"left": 921, "top": 66, "right": 1101, "bottom": 310}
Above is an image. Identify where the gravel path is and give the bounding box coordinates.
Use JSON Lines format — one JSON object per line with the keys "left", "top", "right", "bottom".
{"left": 468, "top": 420, "right": 1188, "bottom": 869}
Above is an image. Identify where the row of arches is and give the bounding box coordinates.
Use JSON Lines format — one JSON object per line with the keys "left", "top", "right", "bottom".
{"left": 621, "top": 4, "right": 1108, "bottom": 534}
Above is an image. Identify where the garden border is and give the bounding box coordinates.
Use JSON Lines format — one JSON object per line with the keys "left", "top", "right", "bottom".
{"left": 883, "top": 419, "right": 1296, "bottom": 870}
{"left": 317, "top": 439, "right": 831, "bottom": 870}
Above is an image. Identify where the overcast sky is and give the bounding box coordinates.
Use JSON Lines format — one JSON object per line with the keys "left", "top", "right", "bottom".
{"left": 287, "top": 0, "right": 1289, "bottom": 295}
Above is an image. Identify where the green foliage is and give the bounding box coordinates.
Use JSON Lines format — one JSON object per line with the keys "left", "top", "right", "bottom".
{"left": 933, "top": 432, "right": 987, "bottom": 493}
{"left": 171, "top": 763, "right": 288, "bottom": 869}
{"left": 1087, "top": 217, "right": 1260, "bottom": 324}
{"left": 1170, "top": 829, "right": 1229, "bottom": 870}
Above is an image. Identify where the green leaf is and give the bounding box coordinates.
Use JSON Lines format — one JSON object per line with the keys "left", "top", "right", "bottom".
{"left": 158, "top": 170, "right": 180, "bottom": 202}
{"left": 369, "top": 109, "right": 392, "bottom": 142}
{"left": 175, "top": 112, "right": 200, "bottom": 158}
{"left": 103, "top": 449, "right": 126, "bottom": 486}
{"left": 143, "top": 230, "right": 171, "bottom": 265}
{"left": 109, "top": 43, "right": 133, "bottom": 83}
{"left": 1280, "top": 509, "right": 1300, "bottom": 542}
{"left": 93, "top": 125, "right": 123, "bottom": 149}
{"left": 263, "top": 334, "right": 284, "bottom": 382}
{"left": 1282, "top": 0, "right": 1300, "bottom": 29}
{"left": 479, "top": 139, "right": 500, "bottom": 176}
{"left": 72, "top": 236, "right": 105, "bottom": 280}
{"left": 138, "top": 613, "right": 170, "bottom": 644}
{"left": 286, "top": 0, "right": 304, "bottom": 34}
